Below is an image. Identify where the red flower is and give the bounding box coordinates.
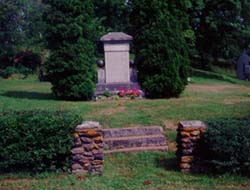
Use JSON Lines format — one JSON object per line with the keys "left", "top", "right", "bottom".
{"left": 118, "top": 87, "right": 141, "bottom": 98}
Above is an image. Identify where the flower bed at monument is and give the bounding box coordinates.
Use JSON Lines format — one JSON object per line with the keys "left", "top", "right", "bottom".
{"left": 118, "top": 88, "right": 142, "bottom": 98}
{"left": 96, "top": 88, "right": 143, "bottom": 101}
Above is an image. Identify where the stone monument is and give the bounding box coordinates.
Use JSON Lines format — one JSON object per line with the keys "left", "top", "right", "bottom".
{"left": 95, "top": 32, "right": 141, "bottom": 95}
{"left": 237, "top": 50, "right": 250, "bottom": 80}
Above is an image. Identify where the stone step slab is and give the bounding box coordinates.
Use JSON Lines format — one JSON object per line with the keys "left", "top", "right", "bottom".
{"left": 104, "top": 146, "right": 168, "bottom": 154}
{"left": 102, "top": 126, "right": 164, "bottom": 138}
{"left": 104, "top": 134, "right": 167, "bottom": 150}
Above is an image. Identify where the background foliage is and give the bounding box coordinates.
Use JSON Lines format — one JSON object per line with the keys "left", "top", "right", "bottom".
{"left": 93, "top": 0, "right": 131, "bottom": 33}
{"left": 189, "top": 0, "right": 250, "bottom": 68}
{"left": 0, "top": 0, "right": 45, "bottom": 70}
{"left": 1, "top": 0, "right": 250, "bottom": 98}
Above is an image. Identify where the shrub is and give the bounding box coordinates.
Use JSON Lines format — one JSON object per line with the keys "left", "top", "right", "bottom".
{"left": 43, "top": 0, "right": 97, "bottom": 100}
{"left": 0, "top": 66, "right": 19, "bottom": 78}
{"left": 14, "top": 51, "right": 41, "bottom": 72}
{"left": 130, "top": 0, "right": 190, "bottom": 98}
{"left": 200, "top": 118, "right": 250, "bottom": 175}
{"left": 0, "top": 110, "right": 82, "bottom": 172}
{"left": 103, "top": 89, "right": 111, "bottom": 97}
{"left": 17, "top": 66, "right": 33, "bottom": 77}
{"left": 0, "top": 66, "right": 32, "bottom": 79}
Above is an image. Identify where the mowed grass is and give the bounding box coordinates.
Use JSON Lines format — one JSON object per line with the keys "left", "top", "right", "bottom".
{"left": 0, "top": 75, "right": 249, "bottom": 128}
{"left": 1, "top": 152, "right": 250, "bottom": 190}
{"left": 0, "top": 75, "right": 250, "bottom": 190}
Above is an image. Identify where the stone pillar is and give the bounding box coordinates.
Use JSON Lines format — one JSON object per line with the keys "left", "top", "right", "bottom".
{"left": 176, "top": 121, "right": 207, "bottom": 173}
{"left": 71, "top": 121, "right": 103, "bottom": 175}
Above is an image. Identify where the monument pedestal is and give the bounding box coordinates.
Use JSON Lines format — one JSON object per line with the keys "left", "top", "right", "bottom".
{"left": 95, "top": 82, "right": 141, "bottom": 96}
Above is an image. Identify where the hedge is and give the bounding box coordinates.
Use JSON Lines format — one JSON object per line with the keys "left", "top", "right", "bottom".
{"left": 200, "top": 118, "right": 250, "bottom": 175}
{"left": 0, "top": 110, "right": 82, "bottom": 172}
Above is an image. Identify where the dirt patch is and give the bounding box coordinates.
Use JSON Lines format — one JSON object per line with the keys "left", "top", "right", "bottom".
{"left": 223, "top": 98, "right": 250, "bottom": 105}
{"left": 168, "top": 142, "right": 177, "bottom": 152}
{"left": 163, "top": 120, "right": 178, "bottom": 130}
{"left": 216, "top": 184, "right": 250, "bottom": 190}
{"left": 91, "top": 105, "right": 126, "bottom": 116}
{"left": 123, "top": 124, "right": 144, "bottom": 128}
{"left": 0, "top": 178, "right": 33, "bottom": 190}
{"left": 187, "top": 84, "right": 245, "bottom": 93}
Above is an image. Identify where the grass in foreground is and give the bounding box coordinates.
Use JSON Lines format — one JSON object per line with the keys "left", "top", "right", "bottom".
{"left": 1, "top": 152, "right": 250, "bottom": 190}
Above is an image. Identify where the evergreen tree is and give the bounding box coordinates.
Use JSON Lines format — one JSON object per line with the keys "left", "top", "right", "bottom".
{"left": 43, "top": 0, "right": 96, "bottom": 100}
{"left": 130, "top": 0, "right": 190, "bottom": 98}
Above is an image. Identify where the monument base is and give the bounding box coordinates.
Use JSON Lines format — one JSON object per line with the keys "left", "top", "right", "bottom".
{"left": 95, "top": 82, "right": 143, "bottom": 96}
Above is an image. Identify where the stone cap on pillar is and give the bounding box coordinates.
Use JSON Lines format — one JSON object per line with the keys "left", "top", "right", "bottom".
{"left": 179, "top": 121, "right": 207, "bottom": 130}
{"left": 76, "top": 121, "right": 102, "bottom": 131}
{"left": 101, "top": 32, "right": 133, "bottom": 42}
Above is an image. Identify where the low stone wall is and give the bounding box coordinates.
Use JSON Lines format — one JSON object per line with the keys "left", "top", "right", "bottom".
{"left": 71, "top": 121, "right": 104, "bottom": 174}
{"left": 176, "top": 121, "right": 207, "bottom": 172}
{"left": 71, "top": 120, "right": 207, "bottom": 174}
{"left": 71, "top": 123, "right": 168, "bottom": 174}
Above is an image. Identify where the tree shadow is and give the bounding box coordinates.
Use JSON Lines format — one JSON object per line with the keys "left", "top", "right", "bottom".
{"left": 155, "top": 156, "right": 179, "bottom": 172}
{"left": 1, "top": 91, "right": 55, "bottom": 100}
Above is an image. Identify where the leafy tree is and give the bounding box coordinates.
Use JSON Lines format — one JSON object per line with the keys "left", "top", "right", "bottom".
{"left": 189, "top": 0, "right": 250, "bottom": 68}
{"left": 93, "top": 0, "right": 130, "bottom": 32}
{"left": 21, "top": 0, "right": 46, "bottom": 53}
{"left": 0, "top": 0, "right": 24, "bottom": 68}
{"left": 129, "top": 0, "right": 190, "bottom": 98}
{"left": 43, "top": 0, "right": 97, "bottom": 100}
{"left": 0, "top": 0, "right": 45, "bottom": 69}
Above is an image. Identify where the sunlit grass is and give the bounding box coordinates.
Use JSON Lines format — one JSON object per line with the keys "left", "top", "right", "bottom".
{"left": 0, "top": 75, "right": 250, "bottom": 189}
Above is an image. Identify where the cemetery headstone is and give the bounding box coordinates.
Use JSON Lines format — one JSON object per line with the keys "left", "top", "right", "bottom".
{"left": 237, "top": 50, "right": 250, "bottom": 80}
{"left": 95, "top": 32, "right": 141, "bottom": 96}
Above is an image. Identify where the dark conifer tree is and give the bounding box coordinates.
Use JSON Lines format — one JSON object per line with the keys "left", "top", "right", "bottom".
{"left": 43, "top": 0, "right": 96, "bottom": 100}
{"left": 130, "top": 0, "right": 190, "bottom": 98}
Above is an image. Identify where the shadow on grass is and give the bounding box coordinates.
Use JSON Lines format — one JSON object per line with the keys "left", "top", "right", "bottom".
{"left": 1, "top": 91, "right": 55, "bottom": 100}
{"left": 192, "top": 68, "right": 239, "bottom": 84}
{"left": 155, "top": 156, "right": 179, "bottom": 172}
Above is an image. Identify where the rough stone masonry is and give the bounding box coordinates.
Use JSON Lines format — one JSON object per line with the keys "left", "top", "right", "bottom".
{"left": 176, "top": 121, "right": 207, "bottom": 173}
{"left": 71, "top": 121, "right": 104, "bottom": 174}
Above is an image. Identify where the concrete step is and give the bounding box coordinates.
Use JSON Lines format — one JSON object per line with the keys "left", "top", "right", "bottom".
{"left": 104, "top": 146, "right": 168, "bottom": 154}
{"left": 103, "top": 126, "right": 164, "bottom": 138}
{"left": 104, "top": 134, "right": 167, "bottom": 150}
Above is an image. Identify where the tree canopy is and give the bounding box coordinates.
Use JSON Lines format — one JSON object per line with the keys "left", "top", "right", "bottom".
{"left": 189, "top": 0, "right": 250, "bottom": 67}
{"left": 1, "top": 0, "right": 250, "bottom": 99}
{"left": 0, "top": 0, "right": 45, "bottom": 69}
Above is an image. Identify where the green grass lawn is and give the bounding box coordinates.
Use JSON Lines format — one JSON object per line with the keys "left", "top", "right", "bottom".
{"left": 0, "top": 75, "right": 250, "bottom": 190}
{"left": 0, "top": 75, "right": 249, "bottom": 128}
{"left": 1, "top": 152, "right": 250, "bottom": 190}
